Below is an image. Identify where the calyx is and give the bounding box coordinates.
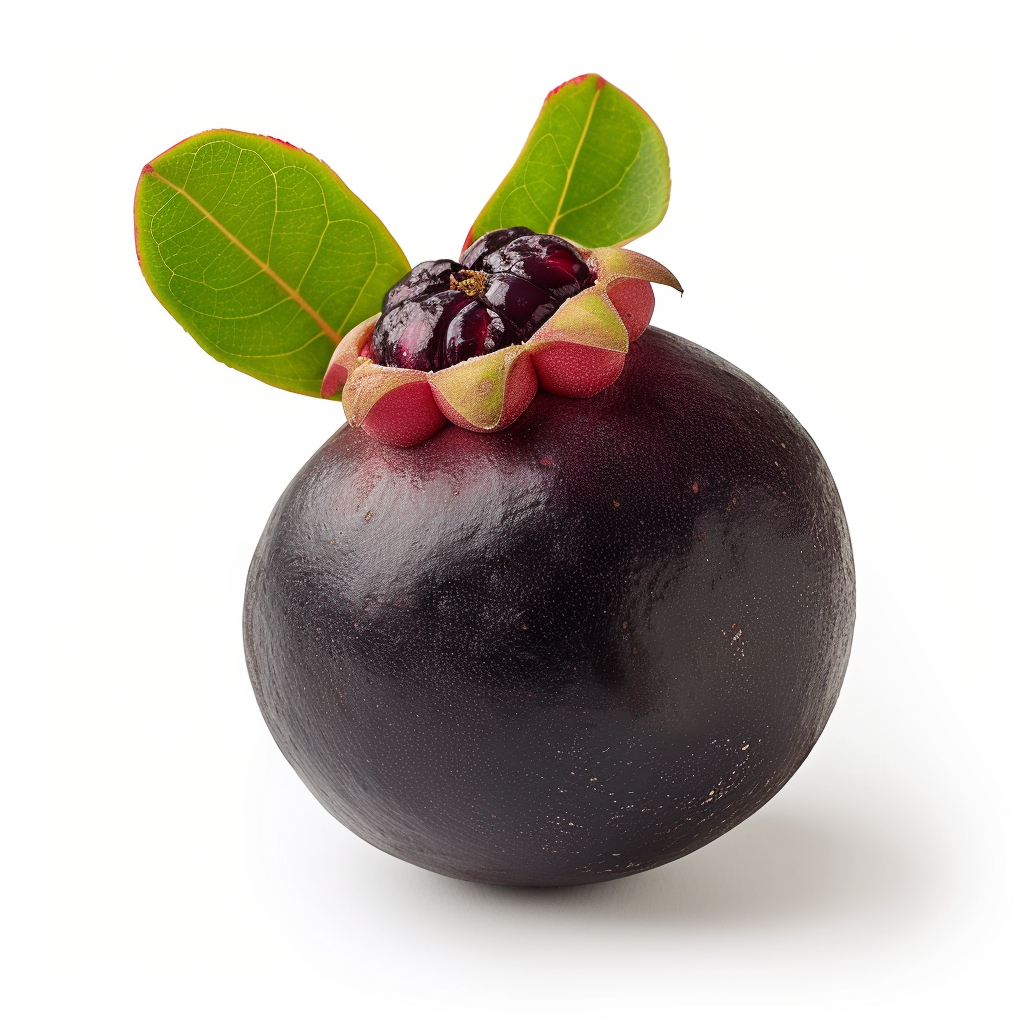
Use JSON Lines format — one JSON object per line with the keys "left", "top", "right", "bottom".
{"left": 322, "top": 231, "right": 681, "bottom": 448}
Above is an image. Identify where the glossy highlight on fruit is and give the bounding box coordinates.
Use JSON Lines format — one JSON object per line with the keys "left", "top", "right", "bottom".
{"left": 245, "top": 328, "right": 856, "bottom": 888}
{"left": 321, "top": 238, "right": 681, "bottom": 448}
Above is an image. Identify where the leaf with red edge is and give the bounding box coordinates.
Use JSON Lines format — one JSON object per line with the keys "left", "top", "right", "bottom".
{"left": 465, "top": 75, "right": 671, "bottom": 251}
{"left": 135, "top": 130, "right": 409, "bottom": 397}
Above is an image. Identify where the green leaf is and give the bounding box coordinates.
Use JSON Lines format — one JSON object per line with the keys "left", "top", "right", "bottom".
{"left": 134, "top": 130, "right": 409, "bottom": 397}
{"left": 466, "top": 74, "right": 670, "bottom": 251}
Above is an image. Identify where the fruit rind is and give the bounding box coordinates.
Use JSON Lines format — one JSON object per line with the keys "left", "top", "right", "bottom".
{"left": 247, "top": 328, "right": 855, "bottom": 887}
{"left": 321, "top": 246, "right": 681, "bottom": 447}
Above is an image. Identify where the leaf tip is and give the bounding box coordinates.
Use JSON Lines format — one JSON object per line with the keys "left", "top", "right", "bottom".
{"left": 545, "top": 73, "right": 605, "bottom": 102}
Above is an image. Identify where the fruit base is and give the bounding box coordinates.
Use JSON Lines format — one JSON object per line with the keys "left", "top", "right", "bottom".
{"left": 244, "top": 328, "right": 855, "bottom": 887}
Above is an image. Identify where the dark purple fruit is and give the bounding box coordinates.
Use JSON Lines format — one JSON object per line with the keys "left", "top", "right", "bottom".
{"left": 381, "top": 259, "right": 463, "bottom": 314}
{"left": 481, "top": 272, "right": 559, "bottom": 336}
{"left": 370, "top": 229, "right": 594, "bottom": 372}
{"left": 244, "top": 328, "right": 855, "bottom": 887}
{"left": 460, "top": 226, "right": 534, "bottom": 269}
{"left": 478, "top": 233, "right": 593, "bottom": 298}
{"left": 445, "top": 302, "right": 512, "bottom": 365}
{"left": 370, "top": 291, "right": 471, "bottom": 371}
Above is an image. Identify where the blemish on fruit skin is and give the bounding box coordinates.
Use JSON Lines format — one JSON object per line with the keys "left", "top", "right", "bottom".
{"left": 539, "top": 456, "right": 554, "bottom": 467}
{"left": 613, "top": 500, "right": 621, "bottom": 508}
{"left": 692, "top": 482, "right": 699, "bottom": 494}
{"left": 364, "top": 510, "right": 373, "bottom": 522}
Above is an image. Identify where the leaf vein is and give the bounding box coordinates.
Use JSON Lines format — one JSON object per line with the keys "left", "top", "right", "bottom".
{"left": 336, "top": 232, "right": 379, "bottom": 336}
{"left": 548, "top": 86, "right": 603, "bottom": 233}
{"left": 554, "top": 141, "right": 644, "bottom": 220}
{"left": 145, "top": 166, "right": 340, "bottom": 344}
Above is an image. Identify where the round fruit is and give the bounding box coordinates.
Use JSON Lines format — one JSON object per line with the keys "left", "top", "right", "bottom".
{"left": 244, "top": 327, "right": 855, "bottom": 887}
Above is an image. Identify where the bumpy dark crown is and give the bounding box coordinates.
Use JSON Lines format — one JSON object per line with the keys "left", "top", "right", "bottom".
{"left": 322, "top": 232, "right": 681, "bottom": 447}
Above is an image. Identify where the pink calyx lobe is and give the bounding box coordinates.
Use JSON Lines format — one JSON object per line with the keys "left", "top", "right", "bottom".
{"left": 321, "top": 245, "right": 681, "bottom": 447}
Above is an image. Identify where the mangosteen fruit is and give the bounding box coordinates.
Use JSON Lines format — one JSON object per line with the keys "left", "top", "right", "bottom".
{"left": 244, "top": 325, "right": 855, "bottom": 887}
{"left": 134, "top": 76, "right": 855, "bottom": 888}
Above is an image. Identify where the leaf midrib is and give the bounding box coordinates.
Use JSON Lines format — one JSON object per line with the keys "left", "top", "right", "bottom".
{"left": 146, "top": 166, "right": 341, "bottom": 345}
{"left": 547, "top": 83, "right": 603, "bottom": 234}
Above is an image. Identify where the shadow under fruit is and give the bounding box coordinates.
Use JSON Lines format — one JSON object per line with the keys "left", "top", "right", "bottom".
{"left": 243, "top": 328, "right": 855, "bottom": 887}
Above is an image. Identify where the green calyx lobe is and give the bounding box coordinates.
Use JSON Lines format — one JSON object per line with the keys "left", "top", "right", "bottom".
{"left": 134, "top": 76, "right": 672, "bottom": 399}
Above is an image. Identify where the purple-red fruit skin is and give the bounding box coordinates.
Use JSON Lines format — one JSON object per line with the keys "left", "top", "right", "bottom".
{"left": 244, "top": 329, "right": 855, "bottom": 887}
{"left": 479, "top": 234, "right": 593, "bottom": 298}
{"left": 382, "top": 260, "right": 463, "bottom": 314}
{"left": 445, "top": 303, "right": 511, "bottom": 365}
{"left": 372, "top": 291, "right": 471, "bottom": 371}
{"left": 481, "top": 273, "right": 559, "bottom": 335}
{"left": 461, "top": 226, "right": 533, "bottom": 269}
{"left": 373, "top": 229, "right": 592, "bottom": 370}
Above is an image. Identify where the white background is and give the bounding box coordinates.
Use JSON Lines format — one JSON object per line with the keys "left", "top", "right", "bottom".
{"left": 2, "top": 2, "right": 1021, "bottom": 1021}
